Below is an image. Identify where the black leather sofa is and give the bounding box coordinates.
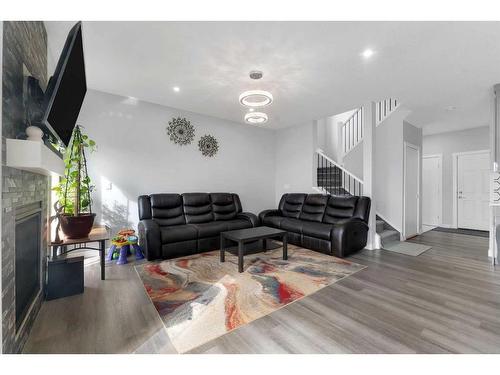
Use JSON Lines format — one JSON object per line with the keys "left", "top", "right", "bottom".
{"left": 138, "top": 193, "right": 258, "bottom": 260}
{"left": 259, "top": 193, "right": 371, "bottom": 258}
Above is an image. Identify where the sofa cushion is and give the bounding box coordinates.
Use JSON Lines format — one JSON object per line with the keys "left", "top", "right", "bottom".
{"left": 302, "top": 221, "right": 333, "bottom": 240}
{"left": 192, "top": 221, "right": 228, "bottom": 238}
{"left": 323, "top": 195, "right": 359, "bottom": 224}
{"left": 150, "top": 194, "right": 185, "bottom": 226}
{"left": 182, "top": 193, "right": 214, "bottom": 224}
{"left": 279, "top": 193, "right": 307, "bottom": 218}
{"left": 210, "top": 193, "right": 239, "bottom": 221}
{"left": 226, "top": 219, "right": 252, "bottom": 231}
{"left": 299, "top": 194, "right": 328, "bottom": 222}
{"left": 160, "top": 224, "right": 198, "bottom": 244}
{"left": 280, "top": 218, "right": 304, "bottom": 234}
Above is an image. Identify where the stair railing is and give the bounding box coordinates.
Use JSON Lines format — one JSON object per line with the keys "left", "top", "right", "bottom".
{"left": 341, "top": 107, "right": 363, "bottom": 154}
{"left": 375, "top": 98, "right": 398, "bottom": 125}
{"left": 341, "top": 98, "right": 400, "bottom": 155}
{"left": 316, "top": 149, "right": 363, "bottom": 196}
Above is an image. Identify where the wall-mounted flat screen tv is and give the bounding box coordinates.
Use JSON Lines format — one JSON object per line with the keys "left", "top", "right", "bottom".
{"left": 42, "top": 21, "right": 86, "bottom": 147}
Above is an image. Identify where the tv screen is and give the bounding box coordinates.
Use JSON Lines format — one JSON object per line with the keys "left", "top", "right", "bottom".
{"left": 42, "top": 22, "right": 86, "bottom": 146}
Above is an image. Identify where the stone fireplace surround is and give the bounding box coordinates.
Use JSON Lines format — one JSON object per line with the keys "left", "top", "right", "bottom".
{"left": 1, "top": 21, "right": 50, "bottom": 354}
{"left": 1, "top": 166, "right": 49, "bottom": 353}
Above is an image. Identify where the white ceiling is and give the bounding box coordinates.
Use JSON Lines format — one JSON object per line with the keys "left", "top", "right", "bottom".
{"left": 45, "top": 21, "right": 500, "bottom": 134}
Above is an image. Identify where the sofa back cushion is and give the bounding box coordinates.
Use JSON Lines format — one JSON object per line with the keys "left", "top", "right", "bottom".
{"left": 210, "top": 193, "right": 241, "bottom": 221}
{"left": 278, "top": 193, "right": 307, "bottom": 219}
{"left": 323, "top": 195, "right": 359, "bottom": 224}
{"left": 299, "top": 194, "right": 328, "bottom": 222}
{"left": 353, "top": 196, "right": 371, "bottom": 223}
{"left": 149, "top": 194, "right": 185, "bottom": 226}
{"left": 138, "top": 195, "right": 152, "bottom": 220}
{"left": 182, "top": 193, "right": 214, "bottom": 223}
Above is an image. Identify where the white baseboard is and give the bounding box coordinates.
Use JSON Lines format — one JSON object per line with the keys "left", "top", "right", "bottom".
{"left": 438, "top": 223, "right": 455, "bottom": 229}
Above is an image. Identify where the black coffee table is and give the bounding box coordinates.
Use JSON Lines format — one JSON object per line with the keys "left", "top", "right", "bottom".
{"left": 220, "top": 226, "right": 288, "bottom": 273}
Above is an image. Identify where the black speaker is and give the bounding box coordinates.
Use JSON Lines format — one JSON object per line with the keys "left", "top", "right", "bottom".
{"left": 46, "top": 255, "right": 84, "bottom": 300}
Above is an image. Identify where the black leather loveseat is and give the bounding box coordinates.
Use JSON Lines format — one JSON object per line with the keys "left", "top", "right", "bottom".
{"left": 259, "top": 193, "right": 371, "bottom": 258}
{"left": 138, "top": 193, "right": 258, "bottom": 260}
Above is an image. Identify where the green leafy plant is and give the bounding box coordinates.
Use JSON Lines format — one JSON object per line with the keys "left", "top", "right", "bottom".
{"left": 52, "top": 125, "right": 96, "bottom": 215}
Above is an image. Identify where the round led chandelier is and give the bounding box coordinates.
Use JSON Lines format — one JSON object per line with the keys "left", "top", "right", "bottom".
{"left": 239, "top": 90, "right": 273, "bottom": 108}
{"left": 240, "top": 71, "right": 272, "bottom": 125}
{"left": 244, "top": 112, "right": 268, "bottom": 124}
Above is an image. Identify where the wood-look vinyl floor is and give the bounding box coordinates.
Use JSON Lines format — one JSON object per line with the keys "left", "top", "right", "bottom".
{"left": 23, "top": 230, "right": 500, "bottom": 354}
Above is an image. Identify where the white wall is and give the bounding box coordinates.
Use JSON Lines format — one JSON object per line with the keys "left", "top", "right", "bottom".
{"left": 77, "top": 89, "right": 276, "bottom": 232}
{"left": 403, "top": 121, "right": 423, "bottom": 233}
{"left": 342, "top": 141, "right": 364, "bottom": 180}
{"left": 274, "top": 121, "right": 318, "bottom": 203}
{"left": 316, "top": 109, "right": 357, "bottom": 163}
{"left": 374, "top": 111, "right": 406, "bottom": 232}
{"left": 423, "top": 126, "right": 490, "bottom": 226}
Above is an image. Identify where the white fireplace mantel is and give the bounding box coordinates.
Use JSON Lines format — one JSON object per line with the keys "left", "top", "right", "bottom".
{"left": 6, "top": 138, "right": 64, "bottom": 176}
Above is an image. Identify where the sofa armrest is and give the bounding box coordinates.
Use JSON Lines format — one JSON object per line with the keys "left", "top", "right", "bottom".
{"left": 236, "top": 212, "right": 259, "bottom": 227}
{"left": 258, "top": 209, "right": 281, "bottom": 224}
{"left": 138, "top": 219, "right": 161, "bottom": 260}
{"left": 331, "top": 218, "right": 369, "bottom": 258}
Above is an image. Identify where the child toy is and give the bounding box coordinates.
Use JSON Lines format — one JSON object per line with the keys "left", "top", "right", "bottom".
{"left": 106, "top": 229, "right": 145, "bottom": 265}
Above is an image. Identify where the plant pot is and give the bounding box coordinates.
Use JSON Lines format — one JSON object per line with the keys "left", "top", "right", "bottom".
{"left": 59, "top": 213, "right": 96, "bottom": 239}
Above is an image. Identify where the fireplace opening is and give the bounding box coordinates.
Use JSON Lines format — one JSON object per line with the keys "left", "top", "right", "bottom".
{"left": 15, "top": 201, "right": 42, "bottom": 332}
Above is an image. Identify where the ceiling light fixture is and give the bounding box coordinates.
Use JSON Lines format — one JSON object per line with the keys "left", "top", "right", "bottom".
{"left": 362, "top": 49, "right": 374, "bottom": 58}
{"left": 239, "top": 90, "right": 273, "bottom": 107}
{"left": 173, "top": 86, "right": 180, "bottom": 92}
{"left": 245, "top": 112, "right": 268, "bottom": 124}
{"left": 249, "top": 70, "right": 263, "bottom": 80}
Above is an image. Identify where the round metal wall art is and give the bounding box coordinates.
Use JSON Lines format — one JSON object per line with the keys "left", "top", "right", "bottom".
{"left": 166, "top": 117, "right": 195, "bottom": 145}
{"left": 198, "top": 134, "right": 219, "bottom": 157}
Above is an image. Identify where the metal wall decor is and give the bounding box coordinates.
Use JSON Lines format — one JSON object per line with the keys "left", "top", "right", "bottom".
{"left": 198, "top": 134, "right": 219, "bottom": 157}
{"left": 166, "top": 117, "right": 195, "bottom": 145}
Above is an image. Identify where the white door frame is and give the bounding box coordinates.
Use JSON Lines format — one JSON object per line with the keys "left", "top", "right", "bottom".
{"left": 422, "top": 154, "right": 443, "bottom": 226}
{"left": 452, "top": 149, "right": 490, "bottom": 229}
{"left": 403, "top": 142, "right": 421, "bottom": 240}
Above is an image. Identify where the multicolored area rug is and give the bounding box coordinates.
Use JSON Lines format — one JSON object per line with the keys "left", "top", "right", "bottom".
{"left": 135, "top": 245, "right": 366, "bottom": 353}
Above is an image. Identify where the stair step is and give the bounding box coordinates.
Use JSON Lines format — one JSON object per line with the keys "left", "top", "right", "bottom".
{"left": 379, "top": 230, "right": 400, "bottom": 246}
{"left": 376, "top": 219, "right": 385, "bottom": 233}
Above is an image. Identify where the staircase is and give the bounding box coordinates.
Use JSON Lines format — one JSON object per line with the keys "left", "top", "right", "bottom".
{"left": 315, "top": 150, "right": 363, "bottom": 196}
{"left": 314, "top": 98, "right": 403, "bottom": 249}
{"left": 376, "top": 216, "right": 400, "bottom": 248}
{"left": 342, "top": 98, "right": 399, "bottom": 155}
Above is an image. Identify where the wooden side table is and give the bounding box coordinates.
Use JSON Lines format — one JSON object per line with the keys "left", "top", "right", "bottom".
{"left": 50, "top": 225, "right": 110, "bottom": 280}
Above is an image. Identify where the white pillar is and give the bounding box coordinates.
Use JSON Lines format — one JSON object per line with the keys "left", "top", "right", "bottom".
{"left": 363, "top": 101, "right": 377, "bottom": 250}
{"left": 0, "top": 20, "right": 4, "bottom": 354}
{"left": 337, "top": 121, "right": 344, "bottom": 164}
{"left": 489, "top": 85, "right": 500, "bottom": 263}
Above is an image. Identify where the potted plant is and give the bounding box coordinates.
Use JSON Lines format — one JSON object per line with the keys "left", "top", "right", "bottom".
{"left": 52, "top": 125, "right": 96, "bottom": 239}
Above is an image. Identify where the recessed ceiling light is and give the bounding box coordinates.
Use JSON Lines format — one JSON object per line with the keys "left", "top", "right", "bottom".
{"left": 239, "top": 90, "right": 273, "bottom": 107}
{"left": 173, "top": 86, "right": 180, "bottom": 92}
{"left": 245, "top": 112, "right": 268, "bottom": 124}
{"left": 249, "top": 108, "right": 255, "bottom": 112}
{"left": 362, "top": 49, "right": 374, "bottom": 58}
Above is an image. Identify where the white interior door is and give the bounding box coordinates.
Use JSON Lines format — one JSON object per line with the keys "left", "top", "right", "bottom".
{"left": 422, "top": 156, "right": 441, "bottom": 226}
{"left": 404, "top": 144, "right": 420, "bottom": 238}
{"left": 457, "top": 152, "right": 489, "bottom": 230}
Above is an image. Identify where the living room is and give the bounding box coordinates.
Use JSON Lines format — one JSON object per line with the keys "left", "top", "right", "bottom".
{"left": 1, "top": 1, "right": 500, "bottom": 374}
